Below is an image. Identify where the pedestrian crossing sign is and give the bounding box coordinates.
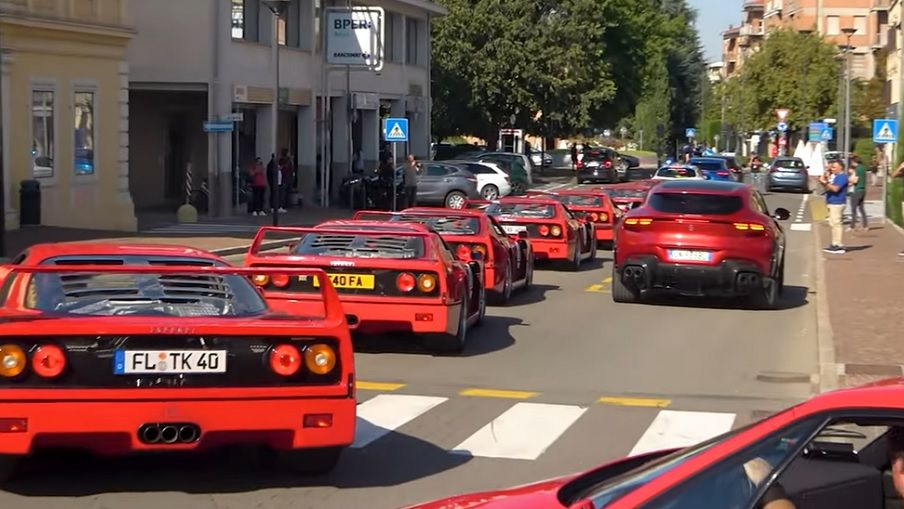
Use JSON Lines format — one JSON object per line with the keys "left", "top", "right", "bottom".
{"left": 384, "top": 117, "right": 409, "bottom": 142}
{"left": 873, "top": 119, "right": 898, "bottom": 143}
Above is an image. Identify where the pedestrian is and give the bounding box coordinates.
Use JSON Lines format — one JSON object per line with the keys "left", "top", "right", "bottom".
{"left": 266, "top": 154, "right": 280, "bottom": 214}
{"left": 818, "top": 160, "right": 849, "bottom": 254}
{"left": 847, "top": 154, "right": 867, "bottom": 231}
{"left": 278, "top": 148, "right": 292, "bottom": 212}
{"left": 403, "top": 154, "right": 420, "bottom": 208}
{"left": 248, "top": 157, "right": 266, "bottom": 216}
{"left": 524, "top": 140, "right": 531, "bottom": 157}
{"left": 570, "top": 143, "right": 578, "bottom": 171}
{"left": 875, "top": 145, "right": 889, "bottom": 187}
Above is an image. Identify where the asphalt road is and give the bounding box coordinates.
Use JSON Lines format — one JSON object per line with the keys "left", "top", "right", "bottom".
{"left": 0, "top": 176, "right": 820, "bottom": 509}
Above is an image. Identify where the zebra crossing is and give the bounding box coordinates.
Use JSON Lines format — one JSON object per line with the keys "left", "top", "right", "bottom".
{"left": 350, "top": 390, "right": 779, "bottom": 462}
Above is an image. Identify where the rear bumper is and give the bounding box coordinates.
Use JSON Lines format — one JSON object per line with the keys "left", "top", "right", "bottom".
{"left": 767, "top": 175, "right": 808, "bottom": 189}
{"left": 619, "top": 255, "right": 767, "bottom": 297}
{"left": 267, "top": 296, "right": 457, "bottom": 335}
{"left": 577, "top": 169, "right": 617, "bottom": 182}
{"left": 595, "top": 226, "right": 614, "bottom": 241}
{"left": 529, "top": 239, "right": 571, "bottom": 260}
{"left": 0, "top": 396, "right": 355, "bottom": 455}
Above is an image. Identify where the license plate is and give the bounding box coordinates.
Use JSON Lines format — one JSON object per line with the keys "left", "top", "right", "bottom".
{"left": 668, "top": 250, "right": 712, "bottom": 262}
{"left": 502, "top": 225, "right": 527, "bottom": 234}
{"left": 587, "top": 161, "right": 600, "bottom": 168}
{"left": 311, "top": 273, "right": 375, "bottom": 289}
{"left": 114, "top": 350, "right": 226, "bottom": 375}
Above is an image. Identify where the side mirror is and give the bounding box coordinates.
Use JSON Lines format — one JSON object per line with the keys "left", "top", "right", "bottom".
{"left": 518, "top": 231, "right": 529, "bottom": 239}
{"left": 773, "top": 208, "right": 791, "bottom": 221}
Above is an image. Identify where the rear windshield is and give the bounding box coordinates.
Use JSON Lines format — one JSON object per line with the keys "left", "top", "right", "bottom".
{"left": 583, "top": 152, "right": 610, "bottom": 161}
{"left": 656, "top": 167, "right": 698, "bottom": 178}
{"left": 485, "top": 203, "right": 557, "bottom": 219}
{"left": 691, "top": 161, "right": 724, "bottom": 172}
{"left": 395, "top": 215, "right": 480, "bottom": 235}
{"left": 294, "top": 232, "right": 425, "bottom": 259}
{"left": 774, "top": 159, "right": 805, "bottom": 169}
{"left": 648, "top": 193, "right": 744, "bottom": 215}
{"left": 553, "top": 195, "right": 603, "bottom": 207}
{"left": 605, "top": 189, "right": 647, "bottom": 199}
{"left": 26, "top": 256, "right": 266, "bottom": 317}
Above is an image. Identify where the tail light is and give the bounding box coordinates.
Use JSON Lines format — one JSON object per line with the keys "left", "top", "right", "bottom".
{"left": 252, "top": 274, "right": 270, "bottom": 287}
{"left": 550, "top": 225, "right": 562, "bottom": 237}
{"left": 604, "top": 160, "right": 613, "bottom": 169}
{"left": 576, "top": 161, "right": 584, "bottom": 169}
{"left": 417, "top": 274, "right": 437, "bottom": 293}
{"left": 624, "top": 218, "right": 653, "bottom": 227}
{"left": 717, "top": 171, "right": 729, "bottom": 177}
{"left": 456, "top": 244, "right": 473, "bottom": 260}
{"left": 304, "top": 344, "right": 337, "bottom": 375}
{"left": 31, "top": 345, "right": 66, "bottom": 378}
{"left": 465, "top": 176, "right": 477, "bottom": 183}
{"left": 271, "top": 274, "right": 291, "bottom": 288}
{"left": 0, "top": 345, "right": 26, "bottom": 378}
{"left": 590, "top": 212, "right": 600, "bottom": 222}
{"left": 0, "top": 419, "right": 27, "bottom": 433}
{"left": 539, "top": 225, "right": 550, "bottom": 236}
{"left": 396, "top": 272, "right": 416, "bottom": 292}
{"left": 269, "top": 344, "right": 302, "bottom": 376}
{"left": 733, "top": 223, "right": 766, "bottom": 231}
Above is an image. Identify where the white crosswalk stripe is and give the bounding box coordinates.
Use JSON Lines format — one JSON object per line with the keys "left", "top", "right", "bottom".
{"left": 142, "top": 224, "right": 261, "bottom": 235}
{"left": 351, "top": 392, "right": 746, "bottom": 462}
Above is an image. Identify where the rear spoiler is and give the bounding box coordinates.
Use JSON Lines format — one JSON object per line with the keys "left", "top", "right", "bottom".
{"left": 351, "top": 210, "right": 400, "bottom": 221}
{"left": 463, "top": 199, "right": 492, "bottom": 209}
{"left": 5, "top": 265, "right": 347, "bottom": 326}
{"left": 249, "top": 226, "right": 433, "bottom": 257}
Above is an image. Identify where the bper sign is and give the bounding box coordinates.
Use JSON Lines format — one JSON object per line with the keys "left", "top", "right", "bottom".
{"left": 326, "top": 7, "right": 384, "bottom": 70}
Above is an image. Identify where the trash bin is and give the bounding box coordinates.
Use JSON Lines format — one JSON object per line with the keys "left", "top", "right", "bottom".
{"left": 19, "top": 180, "right": 41, "bottom": 226}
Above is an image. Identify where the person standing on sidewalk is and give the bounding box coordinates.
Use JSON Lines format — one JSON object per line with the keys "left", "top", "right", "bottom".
{"left": 875, "top": 145, "right": 889, "bottom": 187}
{"left": 266, "top": 154, "right": 281, "bottom": 214}
{"left": 248, "top": 157, "right": 266, "bottom": 216}
{"left": 403, "top": 154, "right": 420, "bottom": 208}
{"left": 819, "top": 160, "right": 849, "bottom": 254}
{"left": 848, "top": 154, "right": 867, "bottom": 231}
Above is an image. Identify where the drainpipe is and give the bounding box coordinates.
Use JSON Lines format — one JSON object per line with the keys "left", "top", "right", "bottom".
{"left": 208, "top": 0, "right": 221, "bottom": 216}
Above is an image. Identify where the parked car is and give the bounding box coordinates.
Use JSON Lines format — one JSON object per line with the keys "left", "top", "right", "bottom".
{"left": 439, "top": 160, "right": 512, "bottom": 200}
{"left": 455, "top": 151, "right": 535, "bottom": 185}
{"left": 432, "top": 143, "right": 483, "bottom": 161}
{"left": 767, "top": 156, "right": 810, "bottom": 193}
{"left": 394, "top": 161, "right": 480, "bottom": 209}
{"left": 529, "top": 148, "right": 553, "bottom": 168}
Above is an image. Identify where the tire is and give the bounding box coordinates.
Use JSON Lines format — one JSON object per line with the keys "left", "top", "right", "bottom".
{"left": 492, "top": 263, "right": 513, "bottom": 305}
{"left": 426, "top": 295, "right": 468, "bottom": 354}
{"left": 523, "top": 255, "right": 534, "bottom": 290}
{"left": 0, "top": 455, "right": 21, "bottom": 483}
{"left": 445, "top": 191, "right": 467, "bottom": 209}
{"left": 264, "top": 446, "right": 343, "bottom": 476}
{"left": 751, "top": 276, "right": 779, "bottom": 310}
{"left": 569, "top": 240, "right": 582, "bottom": 271}
{"left": 611, "top": 266, "right": 638, "bottom": 303}
{"left": 512, "top": 181, "right": 526, "bottom": 195}
{"left": 588, "top": 234, "right": 598, "bottom": 260}
{"left": 481, "top": 184, "right": 500, "bottom": 200}
{"left": 576, "top": 179, "right": 584, "bottom": 185}
{"left": 475, "top": 284, "right": 487, "bottom": 326}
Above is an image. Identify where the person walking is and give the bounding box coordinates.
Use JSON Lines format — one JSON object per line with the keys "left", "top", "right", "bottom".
{"left": 248, "top": 157, "right": 266, "bottom": 216}
{"left": 278, "top": 148, "right": 292, "bottom": 212}
{"left": 403, "top": 154, "right": 420, "bottom": 208}
{"left": 266, "top": 154, "right": 280, "bottom": 214}
{"left": 848, "top": 154, "right": 867, "bottom": 231}
{"left": 819, "top": 160, "right": 849, "bottom": 254}
{"left": 570, "top": 143, "right": 578, "bottom": 171}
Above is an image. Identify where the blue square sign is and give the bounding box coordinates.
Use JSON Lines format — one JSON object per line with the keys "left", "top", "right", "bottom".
{"left": 384, "top": 118, "right": 409, "bottom": 142}
{"left": 873, "top": 119, "right": 898, "bottom": 143}
{"left": 685, "top": 128, "right": 696, "bottom": 139}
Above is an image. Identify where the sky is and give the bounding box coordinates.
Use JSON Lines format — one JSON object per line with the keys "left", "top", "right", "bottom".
{"left": 691, "top": 0, "right": 741, "bottom": 63}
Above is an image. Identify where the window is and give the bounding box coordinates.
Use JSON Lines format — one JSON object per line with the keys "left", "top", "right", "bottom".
{"left": 425, "top": 164, "right": 449, "bottom": 177}
{"left": 31, "top": 90, "right": 55, "bottom": 179}
{"left": 277, "top": 10, "right": 287, "bottom": 45}
{"left": 648, "top": 193, "right": 743, "bottom": 215}
{"left": 385, "top": 13, "right": 395, "bottom": 62}
{"left": 406, "top": 17, "right": 418, "bottom": 65}
{"left": 827, "top": 16, "right": 840, "bottom": 35}
{"left": 231, "top": 0, "right": 244, "bottom": 38}
{"left": 73, "top": 91, "right": 95, "bottom": 176}
{"left": 854, "top": 16, "right": 867, "bottom": 35}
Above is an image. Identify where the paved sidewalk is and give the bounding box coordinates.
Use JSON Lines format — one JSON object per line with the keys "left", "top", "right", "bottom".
{"left": 816, "top": 218, "right": 904, "bottom": 388}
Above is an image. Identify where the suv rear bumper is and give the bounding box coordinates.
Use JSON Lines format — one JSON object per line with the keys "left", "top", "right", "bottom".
{"left": 619, "top": 255, "right": 768, "bottom": 297}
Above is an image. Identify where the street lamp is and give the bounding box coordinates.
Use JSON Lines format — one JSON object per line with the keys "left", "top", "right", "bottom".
{"left": 263, "top": 0, "right": 289, "bottom": 226}
{"left": 841, "top": 27, "right": 857, "bottom": 171}
{"left": 0, "top": 26, "right": 6, "bottom": 258}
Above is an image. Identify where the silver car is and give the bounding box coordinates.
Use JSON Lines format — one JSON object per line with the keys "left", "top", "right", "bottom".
{"left": 766, "top": 157, "right": 809, "bottom": 193}
{"left": 396, "top": 162, "right": 480, "bottom": 208}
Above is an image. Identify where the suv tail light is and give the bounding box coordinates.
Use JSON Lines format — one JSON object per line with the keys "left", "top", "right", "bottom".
{"left": 717, "top": 171, "right": 729, "bottom": 177}
{"left": 576, "top": 160, "right": 584, "bottom": 169}
{"left": 623, "top": 218, "right": 653, "bottom": 229}
{"left": 733, "top": 223, "right": 766, "bottom": 231}
{"left": 604, "top": 160, "right": 613, "bottom": 169}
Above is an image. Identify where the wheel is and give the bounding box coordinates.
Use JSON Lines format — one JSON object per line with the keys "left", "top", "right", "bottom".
{"left": 494, "top": 263, "right": 513, "bottom": 304}
{"left": 425, "top": 295, "right": 468, "bottom": 354}
{"left": 445, "top": 191, "right": 467, "bottom": 209}
{"left": 611, "top": 266, "right": 638, "bottom": 303}
{"left": 577, "top": 179, "right": 584, "bottom": 185}
{"left": 511, "top": 181, "right": 527, "bottom": 195}
{"left": 569, "top": 240, "right": 582, "bottom": 271}
{"left": 263, "top": 446, "right": 343, "bottom": 476}
{"left": 523, "top": 254, "right": 534, "bottom": 290}
{"left": 0, "top": 455, "right": 21, "bottom": 483}
{"left": 474, "top": 284, "right": 486, "bottom": 326}
{"left": 750, "top": 276, "right": 779, "bottom": 310}
{"left": 587, "top": 234, "right": 598, "bottom": 260}
{"left": 481, "top": 184, "right": 500, "bottom": 200}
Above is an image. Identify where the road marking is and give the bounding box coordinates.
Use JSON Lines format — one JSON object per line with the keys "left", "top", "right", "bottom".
{"left": 630, "top": 410, "right": 736, "bottom": 456}
{"left": 586, "top": 276, "right": 613, "bottom": 292}
{"left": 790, "top": 223, "right": 812, "bottom": 232}
{"left": 460, "top": 388, "right": 539, "bottom": 399}
{"left": 599, "top": 396, "right": 672, "bottom": 408}
{"left": 356, "top": 381, "right": 406, "bottom": 391}
{"left": 451, "top": 403, "right": 588, "bottom": 460}
{"left": 352, "top": 394, "right": 448, "bottom": 448}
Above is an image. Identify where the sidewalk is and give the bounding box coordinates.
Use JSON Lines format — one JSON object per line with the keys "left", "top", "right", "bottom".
{"left": 815, "top": 217, "right": 904, "bottom": 388}
{"left": 5, "top": 206, "right": 352, "bottom": 257}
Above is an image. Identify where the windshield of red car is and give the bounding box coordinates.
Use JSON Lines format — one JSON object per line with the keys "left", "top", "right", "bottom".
{"left": 294, "top": 231, "right": 426, "bottom": 259}
{"left": 26, "top": 256, "right": 267, "bottom": 317}
{"left": 648, "top": 193, "right": 744, "bottom": 215}
{"left": 393, "top": 215, "right": 481, "bottom": 235}
{"left": 604, "top": 189, "right": 647, "bottom": 200}
{"left": 485, "top": 203, "right": 557, "bottom": 219}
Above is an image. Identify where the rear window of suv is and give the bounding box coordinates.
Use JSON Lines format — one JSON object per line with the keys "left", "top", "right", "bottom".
{"left": 648, "top": 193, "right": 743, "bottom": 215}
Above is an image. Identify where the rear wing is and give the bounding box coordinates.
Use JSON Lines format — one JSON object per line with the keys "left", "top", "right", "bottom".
{"left": 351, "top": 210, "right": 400, "bottom": 221}
{"left": 249, "top": 225, "right": 435, "bottom": 257}
{"left": 464, "top": 199, "right": 492, "bottom": 210}
{"left": 4, "top": 265, "right": 346, "bottom": 326}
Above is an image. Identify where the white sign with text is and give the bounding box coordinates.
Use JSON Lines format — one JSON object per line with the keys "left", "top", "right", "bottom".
{"left": 326, "top": 7, "right": 384, "bottom": 70}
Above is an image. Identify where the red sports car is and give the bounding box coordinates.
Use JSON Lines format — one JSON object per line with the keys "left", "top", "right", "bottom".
{"left": 612, "top": 180, "right": 790, "bottom": 308}
{"left": 526, "top": 189, "right": 623, "bottom": 248}
{"left": 406, "top": 378, "right": 904, "bottom": 508}
{"left": 469, "top": 197, "right": 596, "bottom": 270}
{"left": 352, "top": 208, "right": 533, "bottom": 304}
{"left": 0, "top": 256, "right": 354, "bottom": 480}
{"left": 244, "top": 222, "right": 486, "bottom": 353}
{"left": 598, "top": 182, "right": 656, "bottom": 213}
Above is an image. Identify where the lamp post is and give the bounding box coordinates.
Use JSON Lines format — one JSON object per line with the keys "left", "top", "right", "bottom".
{"left": 841, "top": 27, "right": 857, "bottom": 170}
{"left": 0, "top": 24, "right": 6, "bottom": 258}
{"left": 263, "top": 0, "right": 289, "bottom": 227}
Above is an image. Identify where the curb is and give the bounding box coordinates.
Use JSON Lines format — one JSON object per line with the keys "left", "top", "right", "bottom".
{"left": 811, "top": 213, "right": 838, "bottom": 394}
{"left": 210, "top": 238, "right": 295, "bottom": 258}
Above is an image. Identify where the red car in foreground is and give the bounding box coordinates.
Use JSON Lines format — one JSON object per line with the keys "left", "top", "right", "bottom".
{"left": 526, "top": 189, "right": 623, "bottom": 248}
{"left": 612, "top": 180, "right": 790, "bottom": 308}
{"left": 352, "top": 208, "right": 533, "bottom": 304}
{"left": 407, "top": 378, "right": 904, "bottom": 508}
{"left": 244, "top": 223, "right": 485, "bottom": 353}
{"left": 0, "top": 261, "right": 354, "bottom": 480}
{"left": 468, "top": 198, "right": 596, "bottom": 270}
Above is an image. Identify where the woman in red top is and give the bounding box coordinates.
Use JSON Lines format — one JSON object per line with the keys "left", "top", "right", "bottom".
{"left": 248, "top": 158, "right": 267, "bottom": 216}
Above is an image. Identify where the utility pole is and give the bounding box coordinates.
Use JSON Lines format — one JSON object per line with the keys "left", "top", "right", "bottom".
{"left": 0, "top": 26, "right": 6, "bottom": 258}
{"left": 842, "top": 28, "right": 857, "bottom": 170}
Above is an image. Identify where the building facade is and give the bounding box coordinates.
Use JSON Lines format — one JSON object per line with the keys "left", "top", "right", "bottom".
{"left": 127, "top": 0, "right": 445, "bottom": 216}
{"left": 721, "top": 1, "right": 765, "bottom": 79}
{"left": 0, "top": 0, "right": 136, "bottom": 231}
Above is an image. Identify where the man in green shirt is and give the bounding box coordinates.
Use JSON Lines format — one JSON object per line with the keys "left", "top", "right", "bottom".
{"left": 848, "top": 154, "right": 868, "bottom": 231}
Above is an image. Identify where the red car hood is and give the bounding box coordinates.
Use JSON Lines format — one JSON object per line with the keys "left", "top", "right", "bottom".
{"left": 404, "top": 476, "right": 586, "bottom": 509}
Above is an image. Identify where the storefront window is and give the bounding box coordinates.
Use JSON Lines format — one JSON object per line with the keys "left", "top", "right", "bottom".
{"left": 32, "top": 90, "right": 54, "bottom": 179}
{"left": 231, "top": 0, "right": 244, "bottom": 39}
{"left": 74, "top": 92, "right": 95, "bottom": 176}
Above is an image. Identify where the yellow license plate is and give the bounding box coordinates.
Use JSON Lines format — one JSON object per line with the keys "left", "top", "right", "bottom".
{"left": 309, "top": 273, "right": 375, "bottom": 290}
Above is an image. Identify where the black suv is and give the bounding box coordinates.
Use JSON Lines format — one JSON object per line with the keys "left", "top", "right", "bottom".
{"left": 576, "top": 149, "right": 618, "bottom": 184}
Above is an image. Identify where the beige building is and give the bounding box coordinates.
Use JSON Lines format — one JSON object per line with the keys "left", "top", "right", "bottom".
{"left": 0, "top": 0, "right": 136, "bottom": 231}
{"left": 722, "top": 0, "right": 765, "bottom": 79}
{"left": 885, "top": 0, "right": 901, "bottom": 119}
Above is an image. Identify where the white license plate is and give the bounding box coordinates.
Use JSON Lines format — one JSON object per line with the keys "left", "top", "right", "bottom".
{"left": 667, "top": 250, "right": 712, "bottom": 262}
{"left": 114, "top": 350, "right": 227, "bottom": 375}
{"left": 587, "top": 162, "right": 600, "bottom": 168}
{"left": 503, "top": 225, "right": 527, "bottom": 234}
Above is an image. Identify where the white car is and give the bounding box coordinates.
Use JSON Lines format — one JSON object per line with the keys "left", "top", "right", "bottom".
{"left": 652, "top": 165, "right": 706, "bottom": 180}
{"left": 452, "top": 161, "right": 512, "bottom": 200}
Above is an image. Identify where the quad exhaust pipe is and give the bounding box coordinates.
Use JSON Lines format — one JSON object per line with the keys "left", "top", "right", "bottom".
{"left": 138, "top": 423, "right": 200, "bottom": 444}
{"left": 623, "top": 266, "right": 644, "bottom": 280}
{"left": 736, "top": 273, "right": 761, "bottom": 289}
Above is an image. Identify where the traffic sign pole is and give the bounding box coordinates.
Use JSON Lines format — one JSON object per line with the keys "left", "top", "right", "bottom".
{"left": 392, "top": 142, "right": 397, "bottom": 212}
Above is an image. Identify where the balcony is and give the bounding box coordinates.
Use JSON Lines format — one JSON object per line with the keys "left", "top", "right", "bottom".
{"left": 740, "top": 25, "right": 765, "bottom": 37}
{"left": 875, "top": 24, "right": 890, "bottom": 49}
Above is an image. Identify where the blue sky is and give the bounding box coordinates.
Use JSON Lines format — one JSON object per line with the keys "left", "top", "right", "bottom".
{"left": 691, "top": 0, "right": 741, "bottom": 63}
